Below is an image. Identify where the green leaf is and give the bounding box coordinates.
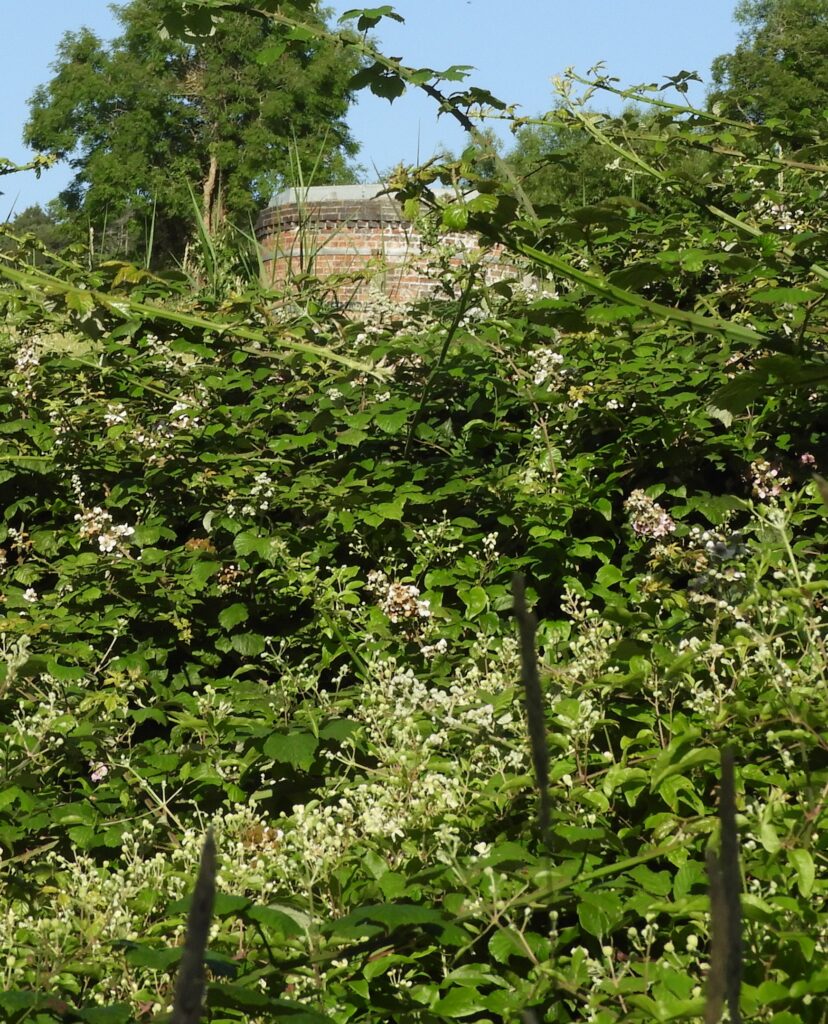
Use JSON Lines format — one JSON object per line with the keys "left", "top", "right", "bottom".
{"left": 467, "top": 193, "right": 499, "bottom": 214}
{"left": 375, "top": 409, "right": 409, "bottom": 433}
{"left": 706, "top": 403, "right": 735, "bottom": 427}
{"left": 374, "top": 498, "right": 406, "bottom": 521}
{"left": 245, "top": 904, "right": 305, "bottom": 937}
{"left": 431, "top": 987, "right": 487, "bottom": 1018}
{"left": 256, "top": 42, "right": 287, "bottom": 64}
{"left": 45, "top": 658, "right": 86, "bottom": 680}
{"left": 204, "top": 893, "right": 249, "bottom": 916}
{"left": 123, "top": 943, "right": 181, "bottom": 970}
{"left": 488, "top": 928, "right": 532, "bottom": 964}
{"left": 263, "top": 731, "right": 318, "bottom": 770}
{"left": 0, "top": 992, "right": 40, "bottom": 1013}
{"left": 77, "top": 1007, "right": 134, "bottom": 1024}
{"left": 595, "top": 564, "right": 623, "bottom": 587}
{"left": 442, "top": 204, "right": 469, "bottom": 230}
{"left": 218, "top": 602, "right": 249, "bottom": 630}
{"left": 458, "top": 585, "right": 488, "bottom": 618}
{"left": 788, "top": 848, "right": 815, "bottom": 897}
{"left": 759, "top": 820, "right": 782, "bottom": 854}
{"left": 234, "top": 530, "right": 266, "bottom": 558}
{"left": 340, "top": 6, "right": 405, "bottom": 31}
{"left": 750, "top": 286, "right": 820, "bottom": 304}
{"left": 594, "top": 498, "right": 613, "bottom": 520}
{"left": 343, "top": 903, "right": 447, "bottom": 929}
{"left": 577, "top": 891, "right": 623, "bottom": 937}
{"left": 231, "top": 633, "right": 266, "bottom": 656}
{"left": 337, "top": 427, "right": 368, "bottom": 445}
{"left": 210, "top": 986, "right": 335, "bottom": 1020}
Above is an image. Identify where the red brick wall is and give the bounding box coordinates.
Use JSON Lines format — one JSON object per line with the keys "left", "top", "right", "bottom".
{"left": 255, "top": 199, "right": 509, "bottom": 305}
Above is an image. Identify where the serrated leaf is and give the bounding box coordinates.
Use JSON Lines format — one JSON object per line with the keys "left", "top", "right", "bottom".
{"left": 375, "top": 409, "right": 408, "bottom": 433}
{"left": 256, "top": 41, "right": 287, "bottom": 64}
{"left": 442, "top": 204, "right": 469, "bottom": 230}
{"left": 788, "top": 848, "right": 815, "bottom": 897}
{"left": 750, "top": 286, "right": 820, "bottom": 304}
{"left": 78, "top": 1006, "right": 134, "bottom": 1024}
{"left": 263, "top": 731, "right": 318, "bottom": 770}
{"left": 577, "top": 891, "right": 623, "bottom": 937}
{"left": 218, "top": 602, "right": 248, "bottom": 630}
{"left": 340, "top": 6, "right": 405, "bottom": 31}
{"left": 488, "top": 928, "right": 531, "bottom": 964}
{"left": 458, "top": 585, "right": 488, "bottom": 618}
{"left": 431, "top": 986, "right": 487, "bottom": 1018}
{"left": 245, "top": 905, "right": 304, "bottom": 937}
{"left": 212, "top": 893, "right": 251, "bottom": 916}
{"left": 230, "top": 632, "right": 265, "bottom": 656}
{"left": 374, "top": 498, "right": 406, "bottom": 520}
{"left": 467, "top": 193, "right": 499, "bottom": 214}
{"left": 706, "top": 403, "right": 734, "bottom": 427}
{"left": 595, "top": 564, "right": 623, "bottom": 587}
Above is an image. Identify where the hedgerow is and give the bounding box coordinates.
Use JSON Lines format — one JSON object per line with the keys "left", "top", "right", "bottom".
{"left": 1, "top": 6, "right": 827, "bottom": 1022}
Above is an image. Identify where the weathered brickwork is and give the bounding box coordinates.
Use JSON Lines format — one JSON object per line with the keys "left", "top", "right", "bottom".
{"left": 254, "top": 189, "right": 509, "bottom": 305}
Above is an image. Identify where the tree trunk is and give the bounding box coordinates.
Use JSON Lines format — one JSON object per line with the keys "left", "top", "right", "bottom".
{"left": 202, "top": 153, "right": 220, "bottom": 236}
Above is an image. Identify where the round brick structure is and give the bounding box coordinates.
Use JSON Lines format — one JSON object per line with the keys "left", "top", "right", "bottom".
{"left": 254, "top": 184, "right": 508, "bottom": 305}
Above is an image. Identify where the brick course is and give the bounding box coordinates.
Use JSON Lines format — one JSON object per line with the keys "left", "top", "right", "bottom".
{"left": 254, "top": 192, "right": 509, "bottom": 305}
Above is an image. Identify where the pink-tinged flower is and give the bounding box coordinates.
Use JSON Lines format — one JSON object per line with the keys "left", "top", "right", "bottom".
{"left": 751, "top": 458, "right": 790, "bottom": 500}
{"left": 90, "top": 763, "right": 109, "bottom": 783}
{"left": 799, "top": 452, "right": 817, "bottom": 466}
{"left": 624, "top": 489, "right": 676, "bottom": 539}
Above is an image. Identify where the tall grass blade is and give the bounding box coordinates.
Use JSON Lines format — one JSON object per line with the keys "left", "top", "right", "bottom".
{"left": 705, "top": 747, "right": 742, "bottom": 1024}
{"left": 171, "top": 830, "right": 217, "bottom": 1024}
{"left": 144, "top": 195, "right": 157, "bottom": 270}
{"left": 512, "top": 573, "right": 551, "bottom": 841}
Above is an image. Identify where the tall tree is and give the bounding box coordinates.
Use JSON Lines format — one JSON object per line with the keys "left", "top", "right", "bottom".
{"left": 710, "top": 0, "right": 828, "bottom": 138}
{"left": 505, "top": 116, "right": 627, "bottom": 209}
{"left": 24, "top": 0, "right": 360, "bottom": 261}
{"left": 502, "top": 109, "right": 681, "bottom": 210}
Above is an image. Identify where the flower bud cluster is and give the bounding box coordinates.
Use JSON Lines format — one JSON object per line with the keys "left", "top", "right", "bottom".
{"left": 74, "top": 506, "right": 135, "bottom": 555}
{"left": 624, "top": 489, "right": 676, "bottom": 539}
{"left": 750, "top": 458, "right": 790, "bottom": 500}
{"left": 380, "top": 581, "right": 431, "bottom": 624}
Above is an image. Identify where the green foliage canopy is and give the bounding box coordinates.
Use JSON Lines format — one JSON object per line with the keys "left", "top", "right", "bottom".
{"left": 710, "top": 0, "right": 828, "bottom": 139}
{"left": 2, "top": 4, "right": 828, "bottom": 1022}
{"left": 23, "top": 0, "right": 360, "bottom": 260}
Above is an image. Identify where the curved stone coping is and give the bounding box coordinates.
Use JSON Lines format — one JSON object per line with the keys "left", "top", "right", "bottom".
{"left": 255, "top": 199, "right": 407, "bottom": 240}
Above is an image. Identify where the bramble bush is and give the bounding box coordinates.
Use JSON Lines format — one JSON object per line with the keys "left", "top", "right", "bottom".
{"left": 1, "top": 5, "right": 827, "bottom": 1022}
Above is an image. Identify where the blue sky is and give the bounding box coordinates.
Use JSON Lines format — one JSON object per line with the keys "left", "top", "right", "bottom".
{"left": 1, "top": 1, "right": 742, "bottom": 218}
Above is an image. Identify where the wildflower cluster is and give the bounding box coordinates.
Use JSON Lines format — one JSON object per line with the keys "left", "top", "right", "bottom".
{"left": 225, "top": 471, "right": 280, "bottom": 519}
{"left": 409, "top": 511, "right": 463, "bottom": 570}
{"left": 624, "top": 489, "right": 677, "bottom": 539}
{"left": 9, "top": 338, "right": 41, "bottom": 401}
{"left": 532, "top": 345, "right": 566, "bottom": 387}
{"left": 103, "top": 402, "right": 128, "bottom": 426}
{"left": 751, "top": 457, "right": 791, "bottom": 500}
{"left": 753, "top": 196, "right": 806, "bottom": 233}
{"left": 74, "top": 505, "right": 135, "bottom": 555}
{"left": 367, "top": 571, "right": 431, "bottom": 626}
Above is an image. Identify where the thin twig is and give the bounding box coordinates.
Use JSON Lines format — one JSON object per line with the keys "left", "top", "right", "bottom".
{"left": 403, "top": 272, "right": 476, "bottom": 456}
